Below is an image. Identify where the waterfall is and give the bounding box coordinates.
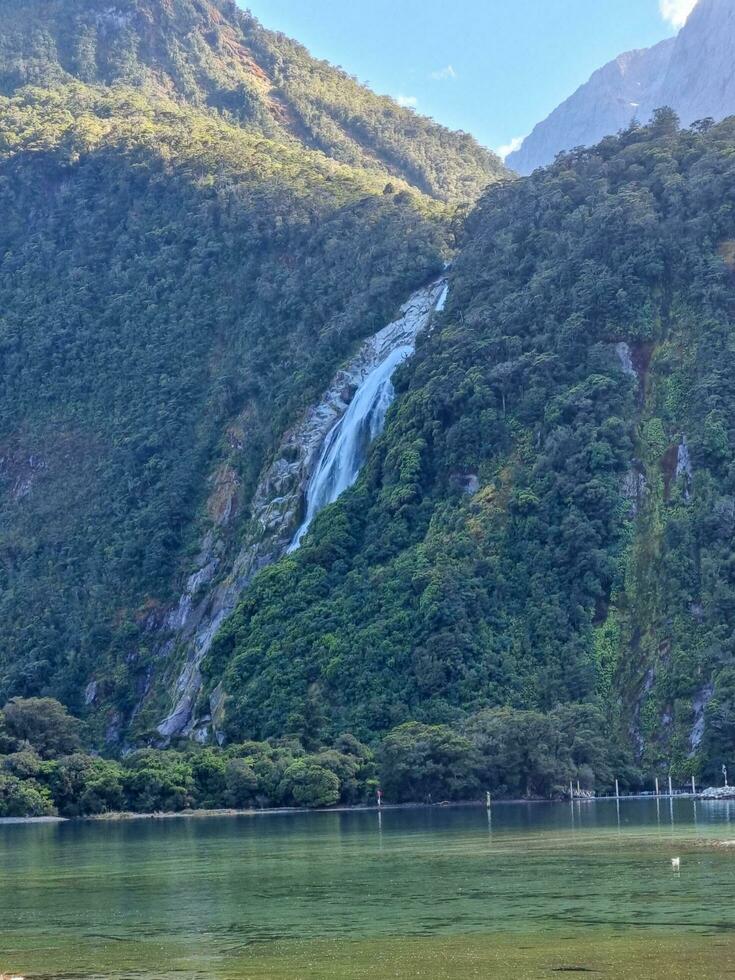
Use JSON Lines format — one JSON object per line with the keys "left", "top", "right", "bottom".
{"left": 289, "top": 278, "right": 447, "bottom": 551}
{"left": 155, "top": 276, "right": 446, "bottom": 740}
{"left": 289, "top": 344, "right": 410, "bottom": 550}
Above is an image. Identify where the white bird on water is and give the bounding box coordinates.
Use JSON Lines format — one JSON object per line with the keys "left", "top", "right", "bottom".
{"left": 672, "top": 857, "right": 681, "bottom": 871}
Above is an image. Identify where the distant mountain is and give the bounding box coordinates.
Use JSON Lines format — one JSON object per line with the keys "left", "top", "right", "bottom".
{"left": 508, "top": 0, "right": 735, "bottom": 174}
{"left": 0, "top": 0, "right": 505, "bottom": 202}
{"left": 506, "top": 40, "right": 675, "bottom": 175}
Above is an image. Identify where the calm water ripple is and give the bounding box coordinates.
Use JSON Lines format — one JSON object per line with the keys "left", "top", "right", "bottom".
{"left": 1, "top": 800, "right": 735, "bottom": 978}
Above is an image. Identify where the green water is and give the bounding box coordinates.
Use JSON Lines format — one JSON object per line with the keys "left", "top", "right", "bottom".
{"left": 2, "top": 800, "right": 735, "bottom": 979}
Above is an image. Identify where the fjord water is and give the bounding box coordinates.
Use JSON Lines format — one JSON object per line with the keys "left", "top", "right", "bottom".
{"left": 2, "top": 801, "right": 735, "bottom": 980}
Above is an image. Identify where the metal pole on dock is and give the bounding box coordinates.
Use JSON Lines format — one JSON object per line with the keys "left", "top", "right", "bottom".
{"left": 668, "top": 775, "right": 673, "bottom": 798}
{"left": 615, "top": 778, "right": 620, "bottom": 800}
{"left": 655, "top": 777, "right": 660, "bottom": 797}
{"left": 570, "top": 780, "right": 574, "bottom": 801}
{"left": 692, "top": 775, "right": 696, "bottom": 795}
{"left": 486, "top": 791, "right": 492, "bottom": 809}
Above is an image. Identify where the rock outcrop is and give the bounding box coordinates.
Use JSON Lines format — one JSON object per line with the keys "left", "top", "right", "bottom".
{"left": 508, "top": 0, "right": 735, "bottom": 175}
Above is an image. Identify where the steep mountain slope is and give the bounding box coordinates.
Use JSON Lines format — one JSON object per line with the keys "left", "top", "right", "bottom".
{"left": 206, "top": 112, "right": 735, "bottom": 782}
{"left": 1, "top": 0, "right": 505, "bottom": 202}
{"left": 508, "top": 0, "right": 735, "bottom": 175}
{"left": 1, "top": 5, "right": 496, "bottom": 729}
{"left": 0, "top": 0, "right": 511, "bottom": 736}
{"left": 658, "top": 0, "right": 735, "bottom": 125}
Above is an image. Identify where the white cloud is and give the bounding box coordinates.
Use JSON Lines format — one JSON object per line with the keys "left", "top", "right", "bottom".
{"left": 430, "top": 65, "right": 457, "bottom": 81}
{"left": 659, "top": 0, "right": 698, "bottom": 29}
{"left": 495, "top": 136, "right": 525, "bottom": 161}
{"left": 396, "top": 95, "right": 418, "bottom": 108}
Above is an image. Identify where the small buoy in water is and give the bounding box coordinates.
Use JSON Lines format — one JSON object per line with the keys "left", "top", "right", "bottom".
{"left": 672, "top": 857, "right": 681, "bottom": 871}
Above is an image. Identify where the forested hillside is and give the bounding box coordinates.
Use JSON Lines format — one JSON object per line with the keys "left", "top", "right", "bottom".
{"left": 3, "top": 0, "right": 735, "bottom": 799}
{"left": 207, "top": 111, "right": 735, "bottom": 783}
{"left": 0, "top": 86, "right": 450, "bottom": 716}
{"left": 0, "top": 0, "right": 514, "bottom": 733}
{"left": 1, "top": 0, "right": 505, "bottom": 202}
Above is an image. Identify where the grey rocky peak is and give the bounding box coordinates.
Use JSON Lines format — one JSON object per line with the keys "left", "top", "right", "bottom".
{"left": 659, "top": 0, "right": 735, "bottom": 125}
{"left": 508, "top": 0, "right": 735, "bottom": 175}
{"left": 508, "top": 40, "right": 674, "bottom": 175}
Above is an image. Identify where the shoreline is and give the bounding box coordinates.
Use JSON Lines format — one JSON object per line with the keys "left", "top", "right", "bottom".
{"left": 3, "top": 791, "right": 734, "bottom": 826}
{"left": 0, "top": 799, "right": 539, "bottom": 825}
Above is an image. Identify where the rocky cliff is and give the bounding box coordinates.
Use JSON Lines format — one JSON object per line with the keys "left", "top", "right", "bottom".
{"left": 657, "top": 0, "right": 735, "bottom": 126}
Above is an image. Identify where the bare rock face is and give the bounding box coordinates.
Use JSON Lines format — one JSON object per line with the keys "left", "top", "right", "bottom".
{"left": 508, "top": 40, "right": 675, "bottom": 175}
{"left": 690, "top": 682, "right": 715, "bottom": 752}
{"left": 154, "top": 278, "right": 447, "bottom": 741}
{"left": 0, "top": 450, "right": 48, "bottom": 502}
{"left": 657, "top": 0, "right": 735, "bottom": 126}
{"left": 507, "top": 0, "right": 735, "bottom": 175}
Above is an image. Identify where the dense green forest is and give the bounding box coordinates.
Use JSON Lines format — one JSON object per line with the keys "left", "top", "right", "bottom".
{"left": 3, "top": 0, "right": 735, "bottom": 811}
{"left": 0, "top": 0, "right": 505, "bottom": 203}
{"left": 0, "top": 0, "right": 509, "bottom": 738}
{"left": 207, "top": 112, "right": 735, "bottom": 785}
{"left": 0, "top": 697, "right": 622, "bottom": 816}
{"left": 0, "top": 79, "right": 450, "bottom": 718}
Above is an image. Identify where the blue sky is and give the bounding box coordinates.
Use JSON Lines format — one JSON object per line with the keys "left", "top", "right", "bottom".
{"left": 241, "top": 0, "right": 696, "bottom": 155}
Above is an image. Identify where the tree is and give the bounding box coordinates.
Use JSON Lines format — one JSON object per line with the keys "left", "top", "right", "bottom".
{"left": 0, "top": 774, "right": 56, "bottom": 817}
{"left": 650, "top": 106, "right": 680, "bottom": 136}
{"left": 43, "top": 754, "right": 124, "bottom": 817}
{"left": 191, "top": 750, "right": 227, "bottom": 807}
{"left": 1, "top": 698, "right": 83, "bottom": 759}
{"left": 465, "top": 705, "right": 616, "bottom": 799}
{"left": 224, "top": 758, "right": 259, "bottom": 807}
{"left": 0, "top": 713, "right": 18, "bottom": 754}
{"left": 279, "top": 760, "right": 340, "bottom": 807}
{"left": 121, "top": 750, "right": 194, "bottom": 812}
{"left": 702, "top": 669, "right": 735, "bottom": 783}
{"left": 378, "top": 722, "right": 477, "bottom": 803}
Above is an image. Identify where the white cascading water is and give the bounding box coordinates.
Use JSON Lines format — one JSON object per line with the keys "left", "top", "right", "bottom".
{"left": 289, "top": 343, "right": 412, "bottom": 550}
{"left": 155, "top": 278, "right": 445, "bottom": 740}
{"left": 435, "top": 282, "right": 449, "bottom": 312}
{"left": 289, "top": 278, "right": 447, "bottom": 551}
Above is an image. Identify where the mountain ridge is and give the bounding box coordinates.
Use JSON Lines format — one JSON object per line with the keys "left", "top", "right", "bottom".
{"left": 2, "top": 0, "right": 735, "bottom": 792}
{"left": 0, "top": 12, "right": 455, "bottom": 730}
{"left": 0, "top": 0, "right": 512, "bottom": 733}
{"left": 1, "top": 0, "right": 506, "bottom": 201}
